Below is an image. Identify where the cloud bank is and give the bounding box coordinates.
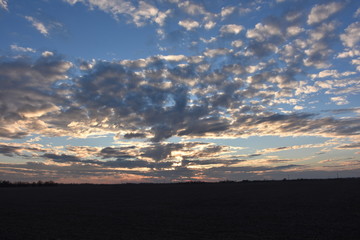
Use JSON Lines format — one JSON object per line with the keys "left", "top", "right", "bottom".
{"left": 0, "top": 0, "right": 359, "bottom": 182}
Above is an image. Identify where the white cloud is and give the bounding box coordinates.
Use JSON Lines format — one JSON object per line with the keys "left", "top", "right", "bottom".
{"left": 337, "top": 49, "right": 360, "bottom": 58}
{"left": 10, "top": 44, "right": 36, "bottom": 53}
{"left": 132, "top": 1, "right": 161, "bottom": 26}
{"left": 177, "top": 1, "right": 209, "bottom": 16}
{"left": 42, "top": 51, "right": 54, "bottom": 57}
{"left": 0, "top": 0, "right": 8, "bottom": 10}
{"left": 286, "top": 26, "right": 304, "bottom": 36}
{"left": 309, "top": 22, "right": 337, "bottom": 41}
{"left": 352, "top": 59, "right": 360, "bottom": 71}
{"left": 204, "top": 21, "right": 216, "bottom": 30}
{"left": 221, "top": 6, "right": 236, "bottom": 19}
{"left": 246, "top": 23, "right": 282, "bottom": 42}
{"left": 158, "top": 55, "right": 186, "bottom": 62}
{"left": 354, "top": 8, "right": 360, "bottom": 18}
{"left": 178, "top": 19, "right": 200, "bottom": 31}
{"left": 340, "top": 22, "right": 360, "bottom": 48}
{"left": 311, "top": 70, "right": 357, "bottom": 79}
{"left": 285, "top": 11, "right": 302, "bottom": 22}
{"left": 331, "top": 96, "right": 349, "bottom": 105}
{"left": 231, "top": 40, "right": 243, "bottom": 48}
{"left": 352, "top": 59, "right": 360, "bottom": 65}
{"left": 295, "top": 81, "right": 319, "bottom": 95}
{"left": 200, "top": 37, "right": 217, "bottom": 44}
{"left": 63, "top": 0, "right": 80, "bottom": 4}
{"left": 25, "top": 16, "right": 49, "bottom": 36}
{"left": 203, "top": 48, "right": 231, "bottom": 58}
{"left": 64, "top": 0, "right": 168, "bottom": 27}
{"left": 307, "top": 2, "right": 343, "bottom": 25}
{"left": 239, "top": 7, "right": 251, "bottom": 15}
{"left": 154, "top": 9, "right": 171, "bottom": 27}
{"left": 316, "top": 81, "right": 333, "bottom": 89}
{"left": 220, "top": 24, "right": 243, "bottom": 35}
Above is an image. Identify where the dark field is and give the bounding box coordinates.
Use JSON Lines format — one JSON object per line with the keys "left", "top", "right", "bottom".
{"left": 0, "top": 179, "right": 359, "bottom": 240}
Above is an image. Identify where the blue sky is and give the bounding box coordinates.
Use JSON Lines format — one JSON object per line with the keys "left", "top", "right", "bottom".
{"left": 0, "top": 0, "right": 359, "bottom": 183}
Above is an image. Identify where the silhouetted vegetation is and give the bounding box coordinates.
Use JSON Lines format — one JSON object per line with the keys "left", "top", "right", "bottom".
{"left": 1, "top": 177, "right": 359, "bottom": 187}
{"left": 0, "top": 180, "right": 58, "bottom": 187}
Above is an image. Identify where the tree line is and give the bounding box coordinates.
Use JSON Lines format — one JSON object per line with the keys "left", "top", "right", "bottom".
{"left": 0, "top": 180, "right": 58, "bottom": 187}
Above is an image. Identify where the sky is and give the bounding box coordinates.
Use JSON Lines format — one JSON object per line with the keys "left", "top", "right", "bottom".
{"left": 0, "top": 0, "right": 359, "bottom": 183}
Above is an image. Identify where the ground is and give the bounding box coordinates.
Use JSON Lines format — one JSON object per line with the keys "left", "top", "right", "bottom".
{"left": 0, "top": 179, "right": 359, "bottom": 240}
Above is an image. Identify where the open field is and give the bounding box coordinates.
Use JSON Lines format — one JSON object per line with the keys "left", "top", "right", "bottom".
{"left": 0, "top": 178, "right": 359, "bottom": 240}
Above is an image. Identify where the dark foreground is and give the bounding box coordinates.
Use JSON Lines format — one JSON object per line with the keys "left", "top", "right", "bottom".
{"left": 0, "top": 179, "right": 359, "bottom": 240}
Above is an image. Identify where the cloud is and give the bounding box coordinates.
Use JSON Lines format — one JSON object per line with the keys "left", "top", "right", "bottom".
{"left": 0, "top": 144, "right": 21, "bottom": 157}
{"left": 220, "top": 24, "right": 243, "bottom": 35}
{"left": 203, "top": 164, "right": 303, "bottom": 179}
{"left": 355, "top": 8, "right": 360, "bottom": 18}
{"left": 43, "top": 153, "right": 83, "bottom": 163}
{"left": 0, "top": 142, "right": 47, "bottom": 157}
{"left": 64, "top": 0, "right": 169, "bottom": 27}
{"left": 311, "top": 69, "right": 357, "bottom": 79}
{"left": 0, "top": 0, "right": 8, "bottom": 10}
{"left": 293, "top": 105, "right": 304, "bottom": 110}
{"left": 331, "top": 96, "right": 349, "bottom": 105}
{"left": 178, "top": 19, "right": 200, "bottom": 31}
{"left": 25, "top": 16, "right": 49, "bottom": 36}
{"left": 204, "top": 21, "right": 216, "bottom": 30}
{"left": 307, "top": 2, "right": 343, "bottom": 25}
{"left": 285, "top": 11, "right": 302, "bottom": 22}
{"left": 340, "top": 22, "right": 360, "bottom": 48}
{"left": 200, "top": 37, "right": 217, "bottom": 44}
{"left": 231, "top": 40, "right": 243, "bottom": 48}
{"left": 246, "top": 22, "right": 282, "bottom": 42}
{"left": 42, "top": 51, "right": 54, "bottom": 57}
{"left": 337, "top": 49, "right": 360, "bottom": 58}
{"left": 123, "top": 132, "right": 147, "bottom": 139}
{"left": 256, "top": 141, "right": 336, "bottom": 155}
{"left": 286, "top": 26, "right": 304, "bottom": 36}
{"left": 203, "top": 48, "right": 231, "bottom": 58}
{"left": 220, "top": 6, "right": 236, "bottom": 19}
{"left": 158, "top": 54, "right": 186, "bottom": 62}
{"left": 176, "top": 1, "right": 210, "bottom": 16}
{"left": 1, "top": 2, "right": 359, "bottom": 156}
{"left": 0, "top": 56, "right": 72, "bottom": 139}
{"left": 303, "top": 22, "right": 338, "bottom": 69}
{"left": 337, "top": 142, "right": 360, "bottom": 149}
{"left": 2, "top": 1, "right": 360, "bottom": 183}
{"left": 10, "top": 44, "right": 36, "bottom": 53}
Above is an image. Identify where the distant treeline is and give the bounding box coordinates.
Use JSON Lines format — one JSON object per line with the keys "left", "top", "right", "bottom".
{"left": 1, "top": 178, "right": 358, "bottom": 187}
{"left": 0, "top": 180, "right": 58, "bottom": 187}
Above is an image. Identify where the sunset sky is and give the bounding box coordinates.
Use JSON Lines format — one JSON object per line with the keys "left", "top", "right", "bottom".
{"left": 0, "top": 0, "right": 359, "bottom": 183}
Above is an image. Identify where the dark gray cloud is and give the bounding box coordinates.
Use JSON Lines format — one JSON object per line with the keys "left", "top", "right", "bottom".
{"left": 1, "top": 13, "right": 358, "bottom": 143}
{"left": 43, "top": 153, "right": 83, "bottom": 163}
{"left": 42, "top": 151, "right": 173, "bottom": 170}
{"left": 0, "top": 56, "right": 72, "bottom": 139}
{"left": 98, "top": 147, "right": 135, "bottom": 159}
{"left": 123, "top": 132, "right": 147, "bottom": 139}
{"left": 2, "top": 160, "right": 359, "bottom": 183}
{"left": 337, "top": 142, "right": 360, "bottom": 149}
{"left": 102, "top": 159, "right": 173, "bottom": 169}
{"left": 0, "top": 144, "right": 21, "bottom": 157}
{"left": 0, "top": 143, "right": 46, "bottom": 157}
{"left": 182, "top": 158, "right": 243, "bottom": 166}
